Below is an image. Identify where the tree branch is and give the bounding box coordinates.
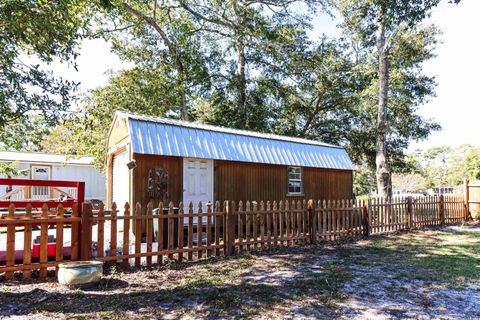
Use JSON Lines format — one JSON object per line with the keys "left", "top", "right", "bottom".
{"left": 92, "top": 24, "right": 138, "bottom": 38}
{"left": 122, "top": 2, "right": 177, "bottom": 61}
{"left": 177, "top": 0, "right": 236, "bottom": 29}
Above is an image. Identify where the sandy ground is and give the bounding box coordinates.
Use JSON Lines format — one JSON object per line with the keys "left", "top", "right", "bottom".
{"left": 1, "top": 222, "right": 479, "bottom": 319}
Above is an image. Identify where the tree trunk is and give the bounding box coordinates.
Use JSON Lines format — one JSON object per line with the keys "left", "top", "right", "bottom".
{"left": 375, "top": 20, "right": 391, "bottom": 198}
{"left": 176, "top": 61, "right": 188, "bottom": 121}
{"left": 236, "top": 40, "right": 247, "bottom": 128}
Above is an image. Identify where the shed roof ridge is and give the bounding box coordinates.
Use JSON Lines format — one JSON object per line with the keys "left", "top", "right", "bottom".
{"left": 116, "top": 111, "right": 344, "bottom": 150}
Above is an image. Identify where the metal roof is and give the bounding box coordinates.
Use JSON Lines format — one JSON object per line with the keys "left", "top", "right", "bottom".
{"left": 0, "top": 151, "right": 95, "bottom": 165}
{"left": 118, "top": 112, "right": 354, "bottom": 170}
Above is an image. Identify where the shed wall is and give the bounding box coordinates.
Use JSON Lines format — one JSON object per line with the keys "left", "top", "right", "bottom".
{"left": 131, "top": 155, "right": 353, "bottom": 206}
{"left": 107, "top": 116, "right": 130, "bottom": 152}
{"left": 132, "top": 154, "right": 183, "bottom": 207}
{"left": 213, "top": 160, "right": 353, "bottom": 203}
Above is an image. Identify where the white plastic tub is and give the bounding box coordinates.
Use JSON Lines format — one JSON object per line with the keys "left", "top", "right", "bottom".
{"left": 58, "top": 261, "right": 103, "bottom": 286}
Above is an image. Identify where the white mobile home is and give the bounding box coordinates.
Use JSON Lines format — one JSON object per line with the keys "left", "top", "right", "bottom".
{"left": 0, "top": 151, "right": 106, "bottom": 201}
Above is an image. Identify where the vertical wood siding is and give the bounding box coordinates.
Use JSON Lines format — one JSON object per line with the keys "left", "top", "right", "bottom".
{"left": 132, "top": 154, "right": 183, "bottom": 206}
{"left": 213, "top": 160, "right": 353, "bottom": 203}
{"left": 131, "top": 156, "right": 353, "bottom": 206}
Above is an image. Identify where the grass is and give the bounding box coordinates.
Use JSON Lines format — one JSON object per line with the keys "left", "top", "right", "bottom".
{"left": 339, "top": 226, "right": 480, "bottom": 288}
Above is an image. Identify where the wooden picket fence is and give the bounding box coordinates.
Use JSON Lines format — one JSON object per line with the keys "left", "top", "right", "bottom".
{"left": 0, "top": 203, "right": 80, "bottom": 280}
{"left": 368, "top": 195, "right": 466, "bottom": 234}
{"left": 313, "top": 200, "right": 367, "bottom": 241}
{"left": 0, "top": 195, "right": 468, "bottom": 279}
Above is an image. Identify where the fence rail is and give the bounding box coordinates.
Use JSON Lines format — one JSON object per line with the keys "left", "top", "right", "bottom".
{"left": 0, "top": 195, "right": 467, "bottom": 279}
{"left": 0, "top": 203, "right": 79, "bottom": 280}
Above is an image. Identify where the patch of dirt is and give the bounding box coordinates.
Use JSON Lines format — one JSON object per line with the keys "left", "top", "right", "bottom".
{"left": 339, "top": 262, "right": 480, "bottom": 319}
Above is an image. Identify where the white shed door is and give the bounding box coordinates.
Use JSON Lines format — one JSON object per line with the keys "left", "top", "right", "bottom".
{"left": 112, "top": 151, "right": 129, "bottom": 208}
{"left": 183, "top": 158, "right": 213, "bottom": 211}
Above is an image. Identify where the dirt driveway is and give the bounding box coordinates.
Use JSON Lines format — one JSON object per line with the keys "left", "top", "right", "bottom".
{"left": 1, "top": 222, "right": 479, "bottom": 319}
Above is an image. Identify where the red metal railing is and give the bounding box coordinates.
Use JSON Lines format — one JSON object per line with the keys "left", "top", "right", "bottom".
{"left": 0, "top": 178, "right": 85, "bottom": 210}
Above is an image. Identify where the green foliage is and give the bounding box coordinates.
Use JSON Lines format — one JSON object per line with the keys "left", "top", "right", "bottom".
{"left": 94, "top": 0, "right": 219, "bottom": 120}
{"left": 401, "top": 145, "right": 476, "bottom": 189}
{"left": 174, "top": 0, "right": 320, "bottom": 129}
{"left": 40, "top": 63, "right": 205, "bottom": 169}
{"left": 464, "top": 148, "right": 480, "bottom": 181}
{"left": 0, "top": 0, "right": 93, "bottom": 143}
{"left": 0, "top": 161, "right": 28, "bottom": 177}
{"left": 338, "top": 0, "right": 441, "bottom": 40}
{"left": 0, "top": 115, "right": 51, "bottom": 151}
{"left": 353, "top": 164, "right": 376, "bottom": 196}
{"left": 34, "top": 0, "right": 450, "bottom": 177}
{"left": 337, "top": 0, "right": 442, "bottom": 171}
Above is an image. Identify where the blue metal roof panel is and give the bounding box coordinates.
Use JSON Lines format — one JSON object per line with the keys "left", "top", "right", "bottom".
{"left": 122, "top": 112, "right": 353, "bottom": 170}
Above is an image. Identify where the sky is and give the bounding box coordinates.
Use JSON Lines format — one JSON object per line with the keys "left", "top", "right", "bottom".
{"left": 44, "top": 0, "right": 479, "bottom": 151}
{"left": 408, "top": 0, "right": 480, "bottom": 150}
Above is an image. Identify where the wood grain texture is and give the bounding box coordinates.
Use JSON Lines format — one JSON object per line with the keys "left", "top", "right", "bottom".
{"left": 132, "top": 154, "right": 183, "bottom": 207}
{"left": 129, "top": 155, "right": 352, "bottom": 209}
{"left": 214, "top": 160, "right": 353, "bottom": 203}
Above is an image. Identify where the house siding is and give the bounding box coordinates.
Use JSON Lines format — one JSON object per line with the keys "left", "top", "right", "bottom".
{"left": 0, "top": 161, "right": 105, "bottom": 200}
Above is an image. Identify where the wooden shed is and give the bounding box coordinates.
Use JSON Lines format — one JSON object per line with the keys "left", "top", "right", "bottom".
{"left": 106, "top": 112, "right": 354, "bottom": 209}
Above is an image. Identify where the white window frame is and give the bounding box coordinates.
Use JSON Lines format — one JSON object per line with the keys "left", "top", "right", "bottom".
{"left": 287, "top": 166, "right": 303, "bottom": 195}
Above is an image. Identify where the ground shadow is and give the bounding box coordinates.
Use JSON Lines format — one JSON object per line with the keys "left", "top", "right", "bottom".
{"left": 1, "top": 223, "right": 479, "bottom": 319}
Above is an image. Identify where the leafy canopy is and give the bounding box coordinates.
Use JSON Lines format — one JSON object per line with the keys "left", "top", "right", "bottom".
{"left": 0, "top": 0, "right": 96, "bottom": 154}
{"left": 36, "top": 0, "right": 449, "bottom": 179}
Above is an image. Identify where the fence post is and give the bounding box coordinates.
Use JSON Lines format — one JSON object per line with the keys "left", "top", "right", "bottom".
{"left": 439, "top": 195, "right": 445, "bottom": 225}
{"left": 308, "top": 200, "right": 316, "bottom": 244}
{"left": 464, "top": 178, "right": 471, "bottom": 221}
{"left": 81, "top": 202, "right": 93, "bottom": 261}
{"left": 71, "top": 204, "right": 80, "bottom": 261}
{"left": 77, "top": 181, "right": 85, "bottom": 214}
{"left": 225, "top": 201, "right": 235, "bottom": 255}
{"left": 407, "top": 196, "right": 413, "bottom": 229}
{"left": 363, "top": 201, "right": 370, "bottom": 237}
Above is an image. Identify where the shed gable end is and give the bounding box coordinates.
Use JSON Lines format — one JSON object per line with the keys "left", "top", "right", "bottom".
{"left": 107, "top": 116, "right": 130, "bottom": 152}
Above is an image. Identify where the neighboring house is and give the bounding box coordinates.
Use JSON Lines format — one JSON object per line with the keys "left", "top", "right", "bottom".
{"left": 427, "top": 186, "right": 455, "bottom": 196}
{"left": 106, "top": 112, "right": 354, "bottom": 209}
{"left": 0, "top": 151, "right": 106, "bottom": 201}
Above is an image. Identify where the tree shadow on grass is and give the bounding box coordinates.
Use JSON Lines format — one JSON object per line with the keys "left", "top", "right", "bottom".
{"left": 0, "top": 277, "right": 341, "bottom": 318}
{"left": 337, "top": 226, "right": 480, "bottom": 286}
{"left": 0, "top": 248, "right": 351, "bottom": 319}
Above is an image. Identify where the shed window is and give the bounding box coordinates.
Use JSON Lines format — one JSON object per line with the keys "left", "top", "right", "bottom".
{"left": 288, "top": 167, "right": 303, "bottom": 195}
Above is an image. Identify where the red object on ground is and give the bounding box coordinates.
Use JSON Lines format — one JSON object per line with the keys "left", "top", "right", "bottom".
{"left": 32, "top": 243, "right": 56, "bottom": 258}
{"left": 0, "top": 178, "right": 84, "bottom": 263}
{"left": 0, "top": 246, "right": 72, "bottom": 262}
